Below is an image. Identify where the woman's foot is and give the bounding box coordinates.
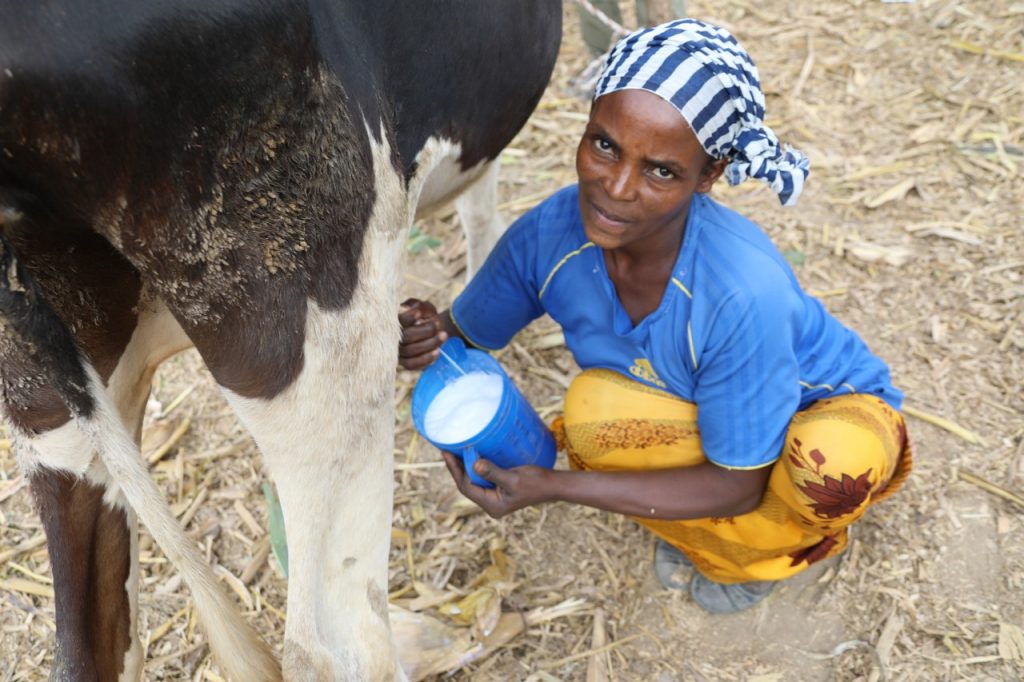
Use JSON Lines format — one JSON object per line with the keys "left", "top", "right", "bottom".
{"left": 689, "top": 573, "right": 775, "bottom": 614}
{"left": 653, "top": 539, "right": 693, "bottom": 590}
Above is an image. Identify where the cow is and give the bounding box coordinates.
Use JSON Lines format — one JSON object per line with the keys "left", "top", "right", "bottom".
{"left": 0, "top": 1, "right": 562, "bottom": 679}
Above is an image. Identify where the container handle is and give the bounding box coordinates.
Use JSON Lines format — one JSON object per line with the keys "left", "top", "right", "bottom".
{"left": 441, "top": 337, "right": 467, "bottom": 362}
{"left": 463, "top": 447, "right": 494, "bottom": 489}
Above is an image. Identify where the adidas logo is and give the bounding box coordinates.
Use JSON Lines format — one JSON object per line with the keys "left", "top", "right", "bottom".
{"left": 628, "top": 358, "right": 667, "bottom": 388}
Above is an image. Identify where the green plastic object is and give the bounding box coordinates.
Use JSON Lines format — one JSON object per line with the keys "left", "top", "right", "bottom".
{"left": 261, "top": 483, "right": 289, "bottom": 578}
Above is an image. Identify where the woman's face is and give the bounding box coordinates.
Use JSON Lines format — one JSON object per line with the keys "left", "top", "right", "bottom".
{"left": 576, "top": 89, "right": 724, "bottom": 253}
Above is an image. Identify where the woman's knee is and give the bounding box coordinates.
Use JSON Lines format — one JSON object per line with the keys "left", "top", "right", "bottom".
{"left": 770, "top": 400, "right": 903, "bottom": 530}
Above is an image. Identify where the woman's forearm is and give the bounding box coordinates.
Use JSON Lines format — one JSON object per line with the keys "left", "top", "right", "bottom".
{"left": 542, "top": 462, "right": 771, "bottom": 520}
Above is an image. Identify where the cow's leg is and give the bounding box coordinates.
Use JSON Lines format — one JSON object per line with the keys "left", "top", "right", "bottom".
{"left": 28, "top": 465, "right": 133, "bottom": 682}
{"left": 10, "top": 295, "right": 190, "bottom": 682}
{"left": 1, "top": 220, "right": 192, "bottom": 681}
{"left": 1, "top": 229, "right": 139, "bottom": 682}
{"left": 4, "top": 234, "right": 278, "bottom": 681}
{"left": 453, "top": 160, "right": 505, "bottom": 278}
{"left": 180, "top": 136, "right": 408, "bottom": 680}
{"left": 220, "top": 299, "right": 402, "bottom": 681}
{"left": 217, "top": 294, "right": 404, "bottom": 680}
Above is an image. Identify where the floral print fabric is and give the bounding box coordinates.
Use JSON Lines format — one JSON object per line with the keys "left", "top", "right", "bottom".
{"left": 557, "top": 369, "right": 912, "bottom": 584}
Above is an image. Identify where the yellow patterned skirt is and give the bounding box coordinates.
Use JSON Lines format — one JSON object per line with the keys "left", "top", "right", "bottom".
{"left": 552, "top": 369, "right": 912, "bottom": 584}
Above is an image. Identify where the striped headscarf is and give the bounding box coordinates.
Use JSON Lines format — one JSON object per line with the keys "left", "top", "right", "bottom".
{"left": 595, "top": 19, "right": 810, "bottom": 206}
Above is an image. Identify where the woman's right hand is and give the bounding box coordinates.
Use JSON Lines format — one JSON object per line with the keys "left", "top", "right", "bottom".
{"left": 398, "top": 298, "right": 448, "bottom": 370}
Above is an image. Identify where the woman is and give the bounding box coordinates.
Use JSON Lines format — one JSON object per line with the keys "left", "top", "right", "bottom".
{"left": 398, "top": 20, "right": 911, "bottom": 614}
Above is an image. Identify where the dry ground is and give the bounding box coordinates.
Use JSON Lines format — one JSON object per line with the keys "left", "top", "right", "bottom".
{"left": 2, "top": 0, "right": 1022, "bottom": 680}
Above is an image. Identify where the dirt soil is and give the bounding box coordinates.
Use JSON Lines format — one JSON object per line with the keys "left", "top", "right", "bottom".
{"left": 2, "top": 1, "right": 1022, "bottom": 680}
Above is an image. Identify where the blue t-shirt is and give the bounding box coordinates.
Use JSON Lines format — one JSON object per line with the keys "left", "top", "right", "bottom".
{"left": 451, "top": 185, "right": 902, "bottom": 469}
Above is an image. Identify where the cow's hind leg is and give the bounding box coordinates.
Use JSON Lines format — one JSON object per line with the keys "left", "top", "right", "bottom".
{"left": 8, "top": 396, "right": 130, "bottom": 682}
{"left": 2, "top": 237, "right": 279, "bottom": 681}
{"left": 0, "top": 228, "right": 151, "bottom": 681}
{"left": 453, "top": 160, "right": 505, "bottom": 278}
{"left": 28, "top": 466, "right": 134, "bottom": 682}
{"left": 10, "top": 290, "right": 189, "bottom": 681}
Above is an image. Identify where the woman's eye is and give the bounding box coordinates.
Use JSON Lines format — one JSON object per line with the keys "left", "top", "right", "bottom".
{"left": 654, "top": 167, "right": 675, "bottom": 180}
{"left": 594, "top": 137, "right": 612, "bottom": 152}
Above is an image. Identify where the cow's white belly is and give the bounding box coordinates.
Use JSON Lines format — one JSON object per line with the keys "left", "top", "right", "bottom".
{"left": 409, "top": 136, "right": 506, "bottom": 277}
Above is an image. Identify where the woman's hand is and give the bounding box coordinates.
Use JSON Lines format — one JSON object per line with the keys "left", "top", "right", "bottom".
{"left": 442, "top": 452, "right": 555, "bottom": 518}
{"left": 398, "top": 298, "right": 448, "bottom": 370}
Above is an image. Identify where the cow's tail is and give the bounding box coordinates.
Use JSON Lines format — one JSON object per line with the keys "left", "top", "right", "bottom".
{"left": 0, "top": 236, "right": 282, "bottom": 682}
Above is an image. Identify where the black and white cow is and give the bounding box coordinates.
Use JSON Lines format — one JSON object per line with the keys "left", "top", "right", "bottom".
{"left": 0, "top": 1, "right": 561, "bottom": 679}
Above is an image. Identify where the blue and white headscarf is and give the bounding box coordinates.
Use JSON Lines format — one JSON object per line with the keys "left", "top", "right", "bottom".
{"left": 595, "top": 19, "right": 810, "bottom": 206}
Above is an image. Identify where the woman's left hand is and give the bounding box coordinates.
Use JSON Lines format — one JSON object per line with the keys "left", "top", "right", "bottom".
{"left": 442, "top": 452, "right": 554, "bottom": 519}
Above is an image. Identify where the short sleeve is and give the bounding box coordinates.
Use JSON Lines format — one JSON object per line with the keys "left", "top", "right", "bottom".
{"left": 693, "top": 286, "right": 802, "bottom": 469}
{"left": 450, "top": 209, "right": 545, "bottom": 350}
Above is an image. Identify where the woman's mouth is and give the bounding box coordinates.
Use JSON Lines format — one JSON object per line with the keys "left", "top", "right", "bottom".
{"left": 590, "top": 200, "right": 631, "bottom": 227}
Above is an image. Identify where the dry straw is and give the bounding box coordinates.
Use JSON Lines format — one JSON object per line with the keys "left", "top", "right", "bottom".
{"left": 2, "top": 0, "right": 1023, "bottom": 680}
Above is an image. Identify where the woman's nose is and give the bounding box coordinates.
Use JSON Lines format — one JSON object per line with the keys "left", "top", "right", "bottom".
{"left": 603, "top": 164, "right": 637, "bottom": 202}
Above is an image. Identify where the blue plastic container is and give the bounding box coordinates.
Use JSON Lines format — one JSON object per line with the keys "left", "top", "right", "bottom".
{"left": 411, "top": 338, "right": 557, "bottom": 488}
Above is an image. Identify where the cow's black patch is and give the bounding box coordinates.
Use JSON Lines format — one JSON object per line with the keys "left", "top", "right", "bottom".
{"left": 0, "top": 0, "right": 561, "bottom": 402}
{"left": 311, "top": 0, "right": 563, "bottom": 178}
{"left": 0, "top": 235, "right": 94, "bottom": 419}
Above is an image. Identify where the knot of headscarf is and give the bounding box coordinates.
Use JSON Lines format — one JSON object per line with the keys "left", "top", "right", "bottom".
{"left": 594, "top": 19, "right": 810, "bottom": 206}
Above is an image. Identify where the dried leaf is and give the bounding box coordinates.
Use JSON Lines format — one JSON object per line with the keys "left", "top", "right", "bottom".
{"left": 528, "top": 331, "right": 566, "bottom": 350}
{"left": 390, "top": 606, "right": 529, "bottom": 681}
{"left": 142, "top": 416, "right": 191, "bottom": 465}
{"left": 999, "top": 622, "right": 1024, "bottom": 661}
{"left": 904, "top": 406, "right": 986, "bottom": 446}
{"left": 141, "top": 417, "right": 177, "bottom": 456}
{"left": 406, "top": 581, "right": 461, "bottom": 612}
{"left": 0, "top": 578, "right": 54, "bottom": 599}
{"left": 876, "top": 611, "right": 903, "bottom": 669}
{"left": 587, "top": 609, "right": 609, "bottom": 682}
{"left": 864, "top": 178, "right": 916, "bottom": 208}
{"left": 390, "top": 605, "right": 473, "bottom": 680}
{"left": 0, "top": 475, "right": 25, "bottom": 504}
{"left": 845, "top": 240, "right": 913, "bottom": 267}
{"left": 438, "top": 586, "right": 501, "bottom": 632}
{"left": 215, "top": 565, "right": 253, "bottom": 611}
{"left": 949, "top": 39, "right": 1024, "bottom": 63}
{"left": 912, "top": 226, "right": 982, "bottom": 246}
{"left": 467, "top": 545, "right": 516, "bottom": 588}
